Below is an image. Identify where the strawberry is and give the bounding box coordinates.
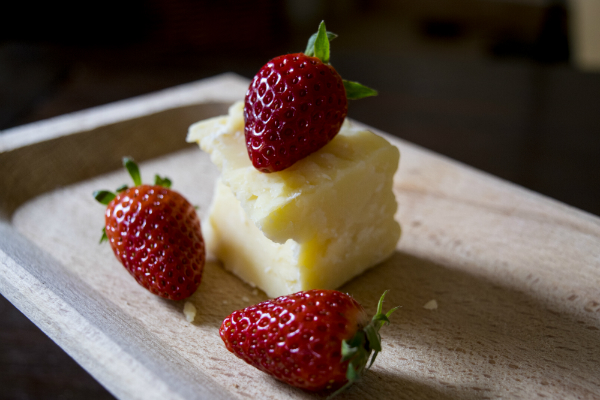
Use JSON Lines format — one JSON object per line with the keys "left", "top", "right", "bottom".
{"left": 244, "top": 21, "right": 377, "bottom": 173}
{"left": 219, "top": 290, "right": 396, "bottom": 396}
{"left": 93, "top": 158, "right": 205, "bottom": 300}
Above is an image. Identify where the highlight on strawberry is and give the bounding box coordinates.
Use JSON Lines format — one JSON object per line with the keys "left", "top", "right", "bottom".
{"left": 219, "top": 290, "right": 397, "bottom": 397}
{"left": 244, "top": 21, "right": 377, "bottom": 173}
{"left": 94, "top": 157, "right": 205, "bottom": 300}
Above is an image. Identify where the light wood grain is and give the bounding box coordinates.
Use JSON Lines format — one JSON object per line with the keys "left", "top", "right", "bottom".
{"left": 1, "top": 74, "right": 599, "bottom": 400}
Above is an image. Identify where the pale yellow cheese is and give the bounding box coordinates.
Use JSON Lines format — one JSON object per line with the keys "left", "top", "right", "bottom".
{"left": 187, "top": 101, "right": 401, "bottom": 297}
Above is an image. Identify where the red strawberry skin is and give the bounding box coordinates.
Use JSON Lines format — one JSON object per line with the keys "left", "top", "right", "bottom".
{"left": 219, "top": 290, "right": 369, "bottom": 391}
{"left": 244, "top": 53, "right": 348, "bottom": 173}
{"left": 104, "top": 185, "right": 205, "bottom": 300}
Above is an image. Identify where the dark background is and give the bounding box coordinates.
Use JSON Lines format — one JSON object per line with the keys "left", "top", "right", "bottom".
{"left": 1, "top": 0, "right": 598, "bottom": 398}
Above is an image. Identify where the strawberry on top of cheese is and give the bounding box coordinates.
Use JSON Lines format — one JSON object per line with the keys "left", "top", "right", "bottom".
{"left": 243, "top": 21, "right": 376, "bottom": 173}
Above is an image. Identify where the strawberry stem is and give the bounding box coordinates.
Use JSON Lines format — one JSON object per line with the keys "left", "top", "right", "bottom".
{"left": 328, "top": 290, "right": 397, "bottom": 399}
{"left": 123, "top": 157, "right": 142, "bottom": 186}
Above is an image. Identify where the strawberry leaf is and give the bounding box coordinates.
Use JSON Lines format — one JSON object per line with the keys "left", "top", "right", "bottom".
{"left": 341, "top": 340, "right": 358, "bottom": 361}
{"left": 99, "top": 228, "right": 108, "bottom": 244}
{"left": 115, "top": 184, "right": 128, "bottom": 193}
{"left": 314, "top": 21, "right": 330, "bottom": 64}
{"left": 377, "top": 290, "right": 388, "bottom": 314}
{"left": 372, "top": 314, "right": 390, "bottom": 325}
{"left": 367, "top": 350, "right": 379, "bottom": 369}
{"left": 305, "top": 28, "right": 337, "bottom": 58}
{"left": 93, "top": 190, "right": 116, "bottom": 205}
{"left": 343, "top": 80, "right": 378, "bottom": 100}
{"left": 386, "top": 306, "right": 400, "bottom": 319}
{"left": 154, "top": 174, "right": 172, "bottom": 188}
{"left": 123, "top": 157, "right": 142, "bottom": 186}
{"left": 364, "top": 324, "right": 382, "bottom": 352}
{"left": 346, "top": 361, "right": 359, "bottom": 382}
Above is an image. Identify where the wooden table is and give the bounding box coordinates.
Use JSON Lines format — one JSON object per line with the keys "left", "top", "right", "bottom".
{"left": 1, "top": 74, "right": 599, "bottom": 399}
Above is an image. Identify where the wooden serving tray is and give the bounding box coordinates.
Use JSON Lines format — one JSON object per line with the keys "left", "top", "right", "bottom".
{"left": 1, "top": 74, "right": 599, "bottom": 400}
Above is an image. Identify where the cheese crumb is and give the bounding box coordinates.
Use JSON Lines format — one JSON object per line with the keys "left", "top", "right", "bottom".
{"left": 423, "top": 299, "right": 438, "bottom": 310}
{"left": 183, "top": 301, "right": 197, "bottom": 323}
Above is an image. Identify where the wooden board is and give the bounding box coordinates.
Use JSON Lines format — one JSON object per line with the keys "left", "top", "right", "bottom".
{"left": 1, "top": 73, "right": 599, "bottom": 400}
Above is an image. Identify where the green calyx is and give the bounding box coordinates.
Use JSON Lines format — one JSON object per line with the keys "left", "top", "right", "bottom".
{"left": 343, "top": 81, "right": 378, "bottom": 100}
{"left": 99, "top": 227, "right": 108, "bottom": 244}
{"left": 328, "top": 291, "right": 398, "bottom": 399}
{"left": 123, "top": 157, "right": 142, "bottom": 186}
{"left": 304, "top": 21, "right": 378, "bottom": 101}
{"left": 93, "top": 157, "right": 172, "bottom": 243}
{"left": 93, "top": 157, "right": 173, "bottom": 204}
{"left": 154, "top": 174, "right": 172, "bottom": 188}
{"left": 93, "top": 190, "right": 116, "bottom": 205}
{"left": 304, "top": 21, "right": 337, "bottom": 63}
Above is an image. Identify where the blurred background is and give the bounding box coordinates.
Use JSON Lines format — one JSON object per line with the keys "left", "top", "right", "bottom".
{"left": 1, "top": 0, "right": 598, "bottom": 398}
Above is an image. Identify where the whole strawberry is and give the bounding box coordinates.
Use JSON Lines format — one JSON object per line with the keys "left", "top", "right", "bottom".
{"left": 219, "top": 290, "right": 396, "bottom": 396}
{"left": 244, "top": 21, "right": 377, "bottom": 172}
{"left": 94, "top": 158, "right": 205, "bottom": 300}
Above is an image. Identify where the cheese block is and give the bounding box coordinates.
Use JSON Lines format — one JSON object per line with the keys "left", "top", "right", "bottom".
{"left": 187, "top": 101, "right": 401, "bottom": 297}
